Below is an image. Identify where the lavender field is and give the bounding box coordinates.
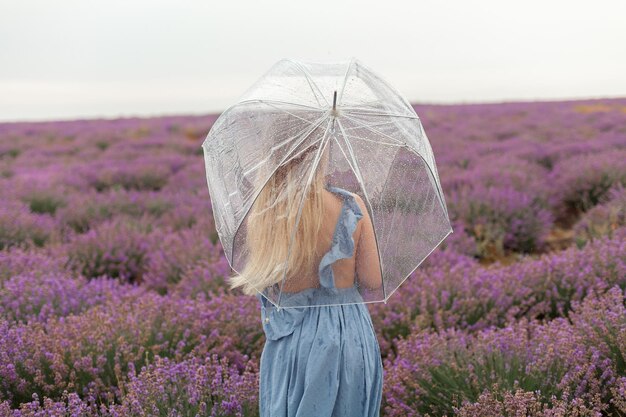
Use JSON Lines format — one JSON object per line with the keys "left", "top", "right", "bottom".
{"left": 0, "top": 97, "right": 625, "bottom": 416}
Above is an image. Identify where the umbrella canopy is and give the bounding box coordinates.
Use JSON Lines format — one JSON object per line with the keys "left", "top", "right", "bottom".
{"left": 201, "top": 57, "right": 453, "bottom": 308}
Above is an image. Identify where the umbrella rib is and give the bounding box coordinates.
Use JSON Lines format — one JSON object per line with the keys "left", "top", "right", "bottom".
{"left": 234, "top": 98, "right": 325, "bottom": 111}
{"left": 280, "top": 129, "right": 327, "bottom": 165}
{"left": 344, "top": 120, "right": 408, "bottom": 136}
{"left": 247, "top": 108, "right": 331, "bottom": 178}
{"left": 337, "top": 57, "right": 356, "bottom": 105}
{"left": 270, "top": 111, "right": 330, "bottom": 168}
{"left": 330, "top": 133, "right": 360, "bottom": 190}
{"left": 341, "top": 98, "right": 385, "bottom": 108}
{"left": 340, "top": 132, "right": 405, "bottom": 147}
{"left": 342, "top": 109, "right": 420, "bottom": 119}
{"left": 255, "top": 100, "right": 326, "bottom": 125}
{"left": 213, "top": 99, "right": 323, "bottom": 126}
{"left": 244, "top": 113, "right": 327, "bottom": 179}
{"left": 343, "top": 120, "right": 398, "bottom": 132}
{"left": 345, "top": 121, "right": 395, "bottom": 130}
{"left": 336, "top": 119, "right": 386, "bottom": 299}
{"left": 286, "top": 59, "right": 330, "bottom": 108}
{"left": 249, "top": 111, "right": 330, "bottom": 182}
{"left": 341, "top": 113, "right": 406, "bottom": 146}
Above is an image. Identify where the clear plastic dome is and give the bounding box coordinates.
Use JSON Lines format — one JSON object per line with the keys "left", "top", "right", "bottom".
{"left": 201, "top": 57, "right": 453, "bottom": 308}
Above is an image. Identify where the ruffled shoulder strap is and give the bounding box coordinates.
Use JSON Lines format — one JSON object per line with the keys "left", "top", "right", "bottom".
{"left": 318, "top": 186, "right": 364, "bottom": 289}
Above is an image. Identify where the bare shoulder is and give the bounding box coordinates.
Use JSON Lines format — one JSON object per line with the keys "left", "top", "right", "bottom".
{"left": 350, "top": 192, "right": 367, "bottom": 215}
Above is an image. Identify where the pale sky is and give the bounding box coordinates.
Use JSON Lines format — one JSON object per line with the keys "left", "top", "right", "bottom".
{"left": 1, "top": 0, "right": 625, "bottom": 123}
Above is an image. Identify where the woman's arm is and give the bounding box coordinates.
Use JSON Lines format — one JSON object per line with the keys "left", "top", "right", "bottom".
{"left": 353, "top": 194, "right": 383, "bottom": 291}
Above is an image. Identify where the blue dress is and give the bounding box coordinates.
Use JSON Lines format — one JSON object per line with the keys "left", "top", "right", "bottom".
{"left": 256, "top": 186, "right": 384, "bottom": 417}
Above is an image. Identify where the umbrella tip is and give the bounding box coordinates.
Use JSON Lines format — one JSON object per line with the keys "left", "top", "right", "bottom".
{"left": 332, "top": 90, "right": 337, "bottom": 111}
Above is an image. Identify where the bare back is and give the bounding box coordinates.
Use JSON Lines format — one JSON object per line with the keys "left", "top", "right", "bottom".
{"left": 281, "top": 188, "right": 382, "bottom": 292}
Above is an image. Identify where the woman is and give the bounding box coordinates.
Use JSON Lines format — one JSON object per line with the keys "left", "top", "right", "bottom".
{"left": 227, "top": 122, "right": 384, "bottom": 417}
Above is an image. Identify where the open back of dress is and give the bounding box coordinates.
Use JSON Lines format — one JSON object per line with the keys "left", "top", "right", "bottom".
{"left": 256, "top": 185, "right": 383, "bottom": 309}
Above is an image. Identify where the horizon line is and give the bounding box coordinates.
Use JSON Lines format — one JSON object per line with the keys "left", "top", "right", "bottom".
{"left": 1, "top": 94, "right": 625, "bottom": 125}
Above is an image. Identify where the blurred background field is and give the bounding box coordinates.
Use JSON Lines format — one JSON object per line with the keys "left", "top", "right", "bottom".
{"left": 0, "top": 96, "right": 624, "bottom": 416}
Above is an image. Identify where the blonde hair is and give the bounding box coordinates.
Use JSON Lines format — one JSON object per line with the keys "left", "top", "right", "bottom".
{"left": 227, "top": 129, "right": 330, "bottom": 296}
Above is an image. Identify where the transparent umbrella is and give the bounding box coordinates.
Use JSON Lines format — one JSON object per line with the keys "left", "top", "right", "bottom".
{"left": 201, "top": 57, "right": 453, "bottom": 308}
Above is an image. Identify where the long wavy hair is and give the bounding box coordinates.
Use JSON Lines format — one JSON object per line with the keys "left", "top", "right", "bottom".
{"left": 228, "top": 129, "right": 331, "bottom": 296}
